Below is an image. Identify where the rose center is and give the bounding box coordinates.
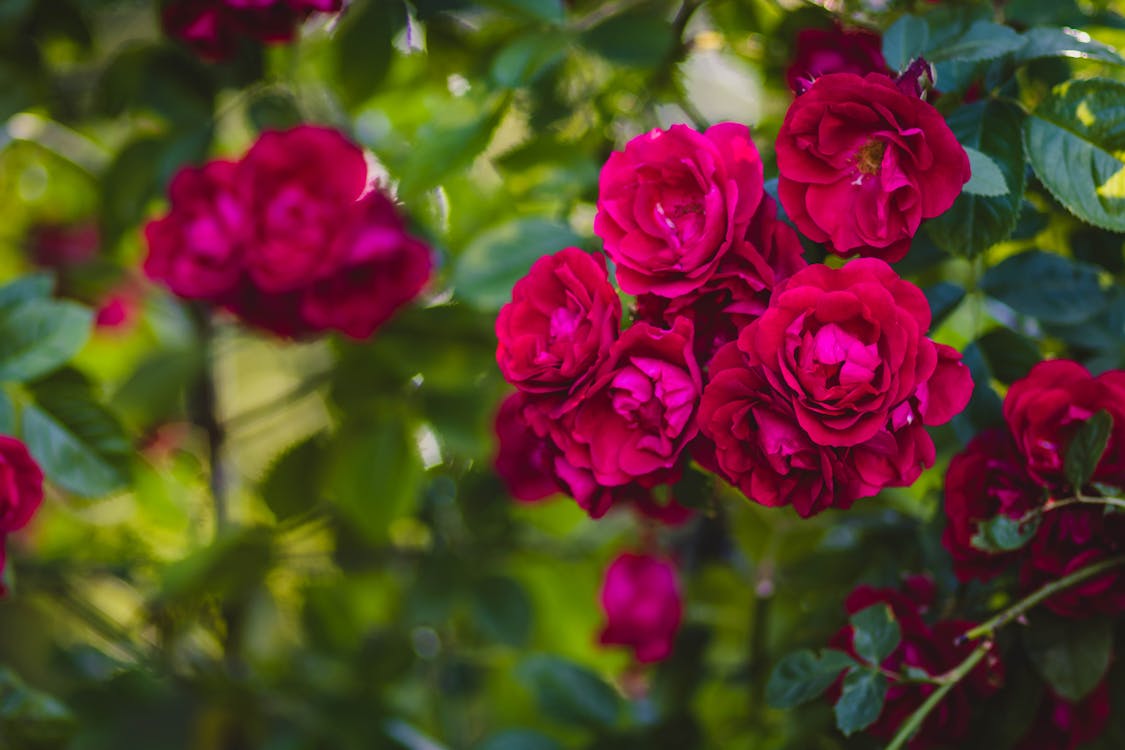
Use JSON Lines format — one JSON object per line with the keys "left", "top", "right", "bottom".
{"left": 853, "top": 139, "right": 886, "bottom": 176}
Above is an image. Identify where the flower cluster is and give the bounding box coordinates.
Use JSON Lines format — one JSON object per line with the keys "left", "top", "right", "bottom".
{"left": 943, "top": 360, "right": 1125, "bottom": 618}
{"left": 163, "top": 0, "right": 342, "bottom": 60}
{"left": 828, "top": 579, "right": 1003, "bottom": 749}
{"left": 144, "top": 125, "right": 432, "bottom": 339}
{"left": 0, "top": 437, "right": 45, "bottom": 595}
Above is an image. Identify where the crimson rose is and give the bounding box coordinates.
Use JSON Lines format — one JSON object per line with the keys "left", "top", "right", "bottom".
{"left": 164, "top": 0, "right": 343, "bottom": 60}
{"left": 598, "top": 552, "right": 683, "bottom": 663}
{"left": 493, "top": 393, "right": 560, "bottom": 503}
{"left": 595, "top": 123, "right": 764, "bottom": 296}
{"left": 776, "top": 73, "right": 970, "bottom": 262}
{"left": 786, "top": 23, "right": 889, "bottom": 95}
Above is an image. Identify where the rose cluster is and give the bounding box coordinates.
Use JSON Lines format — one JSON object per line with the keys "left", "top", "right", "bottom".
{"left": 943, "top": 360, "right": 1125, "bottom": 618}
{"left": 163, "top": 0, "right": 342, "bottom": 60}
{"left": 144, "top": 125, "right": 432, "bottom": 339}
{"left": 828, "top": 578, "right": 1003, "bottom": 749}
{"left": 0, "top": 437, "right": 45, "bottom": 595}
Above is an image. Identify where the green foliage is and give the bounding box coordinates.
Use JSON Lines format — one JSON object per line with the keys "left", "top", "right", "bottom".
{"left": 517, "top": 655, "right": 623, "bottom": 728}
{"left": 850, "top": 604, "right": 902, "bottom": 666}
{"left": 1065, "top": 410, "right": 1114, "bottom": 490}
{"left": 980, "top": 250, "right": 1108, "bottom": 325}
{"left": 766, "top": 649, "right": 856, "bottom": 709}
{"left": 833, "top": 667, "right": 887, "bottom": 736}
{"left": 970, "top": 513, "right": 1040, "bottom": 552}
{"left": 1023, "top": 612, "right": 1114, "bottom": 702}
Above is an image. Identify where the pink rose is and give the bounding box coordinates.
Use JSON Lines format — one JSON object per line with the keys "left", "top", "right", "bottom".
{"left": 598, "top": 552, "right": 683, "bottom": 663}
{"left": 743, "top": 258, "right": 971, "bottom": 447}
{"left": 634, "top": 196, "right": 806, "bottom": 365}
{"left": 143, "top": 160, "right": 247, "bottom": 299}
{"left": 786, "top": 23, "right": 889, "bottom": 95}
{"left": 496, "top": 248, "right": 621, "bottom": 395}
{"left": 942, "top": 429, "right": 1043, "bottom": 582}
{"left": 776, "top": 73, "right": 970, "bottom": 262}
{"left": 0, "top": 437, "right": 44, "bottom": 535}
{"left": 553, "top": 319, "right": 702, "bottom": 488}
{"left": 1003, "top": 360, "right": 1125, "bottom": 491}
{"left": 493, "top": 393, "right": 559, "bottom": 503}
{"left": 595, "top": 123, "right": 764, "bottom": 296}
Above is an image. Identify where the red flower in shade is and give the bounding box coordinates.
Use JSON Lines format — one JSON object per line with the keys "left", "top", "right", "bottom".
{"left": 598, "top": 552, "right": 683, "bottom": 663}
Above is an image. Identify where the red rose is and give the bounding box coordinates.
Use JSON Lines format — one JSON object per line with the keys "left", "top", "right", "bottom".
{"left": 26, "top": 222, "right": 100, "bottom": 268}
{"left": 493, "top": 393, "right": 559, "bottom": 503}
{"left": 1003, "top": 360, "right": 1125, "bottom": 492}
{"left": 776, "top": 73, "right": 970, "bottom": 262}
{"left": 164, "top": 0, "right": 342, "bottom": 60}
{"left": 1013, "top": 682, "right": 1111, "bottom": 750}
{"left": 942, "top": 430, "right": 1043, "bottom": 582}
{"left": 1020, "top": 507, "right": 1125, "bottom": 618}
{"left": 595, "top": 123, "right": 764, "bottom": 296}
{"left": 743, "top": 258, "right": 972, "bottom": 447}
{"left": 829, "top": 581, "right": 1003, "bottom": 749}
{"left": 496, "top": 248, "right": 621, "bottom": 395}
{"left": 786, "top": 24, "right": 889, "bottom": 95}
{"left": 143, "top": 160, "right": 247, "bottom": 299}
{"left": 598, "top": 552, "right": 683, "bottom": 663}
{"left": 552, "top": 319, "right": 701, "bottom": 488}
{"left": 634, "top": 196, "right": 806, "bottom": 365}
{"left": 0, "top": 437, "right": 44, "bottom": 535}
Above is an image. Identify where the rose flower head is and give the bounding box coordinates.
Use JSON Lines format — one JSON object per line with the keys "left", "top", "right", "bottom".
{"left": 776, "top": 73, "right": 970, "bottom": 262}
{"left": 786, "top": 23, "right": 889, "bottom": 95}
{"left": 598, "top": 552, "right": 683, "bottom": 663}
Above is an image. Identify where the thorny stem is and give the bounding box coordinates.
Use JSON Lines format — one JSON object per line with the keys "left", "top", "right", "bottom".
{"left": 885, "top": 554, "right": 1125, "bottom": 749}
{"left": 1017, "top": 493, "right": 1125, "bottom": 526}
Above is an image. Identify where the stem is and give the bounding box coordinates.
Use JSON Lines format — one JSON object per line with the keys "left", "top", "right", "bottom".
{"left": 1018, "top": 494, "right": 1125, "bottom": 525}
{"left": 190, "top": 306, "right": 228, "bottom": 535}
{"left": 885, "top": 646, "right": 988, "bottom": 750}
{"left": 963, "top": 554, "right": 1125, "bottom": 642}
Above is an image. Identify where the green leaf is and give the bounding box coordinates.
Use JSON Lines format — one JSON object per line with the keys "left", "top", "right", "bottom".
{"left": 962, "top": 147, "right": 1009, "bottom": 196}
{"left": 158, "top": 527, "right": 275, "bottom": 606}
{"left": 482, "top": 0, "right": 564, "bottom": 23}
{"left": 246, "top": 90, "right": 303, "bottom": 132}
{"left": 850, "top": 604, "right": 902, "bottom": 666}
{"left": 980, "top": 250, "right": 1107, "bottom": 325}
{"left": 977, "top": 328, "right": 1041, "bottom": 384}
{"left": 1024, "top": 78, "right": 1125, "bottom": 232}
{"left": 0, "top": 273, "right": 53, "bottom": 314}
{"left": 766, "top": 649, "right": 857, "bottom": 709}
{"left": 23, "top": 372, "right": 131, "bottom": 497}
{"left": 333, "top": 0, "right": 406, "bottom": 109}
{"left": 326, "top": 411, "right": 422, "bottom": 543}
{"left": 927, "top": 100, "right": 1026, "bottom": 257}
{"left": 580, "top": 10, "right": 674, "bottom": 67}
{"left": 951, "top": 341, "right": 1004, "bottom": 443}
{"left": 476, "top": 729, "right": 562, "bottom": 750}
{"left": 1023, "top": 612, "right": 1113, "bottom": 702}
{"left": 927, "top": 20, "right": 1025, "bottom": 64}
{"left": 0, "top": 299, "right": 91, "bottom": 383}
{"left": 1015, "top": 27, "right": 1125, "bottom": 67}
{"left": 452, "top": 219, "right": 584, "bottom": 310}
{"left": 261, "top": 435, "right": 326, "bottom": 522}
{"left": 970, "top": 513, "right": 1040, "bottom": 552}
{"left": 883, "top": 15, "right": 930, "bottom": 71}
{"left": 491, "top": 31, "right": 571, "bottom": 88}
{"left": 923, "top": 282, "right": 966, "bottom": 328}
{"left": 0, "top": 390, "right": 13, "bottom": 435}
{"left": 834, "top": 668, "right": 887, "bottom": 737}
{"left": 471, "top": 576, "right": 533, "bottom": 646}
{"left": 1065, "top": 410, "right": 1113, "bottom": 491}
{"left": 517, "top": 655, "right": 622, "bottom": 728}
{"left": 111, "top": 348, "right": 203, "bottom": 428}
{"left": 0, "top": 667, "right": 75, "bottom": 747}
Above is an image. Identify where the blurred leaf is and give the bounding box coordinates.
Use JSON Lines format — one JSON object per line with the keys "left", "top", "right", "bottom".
{"left": 158, "top": 527, "right": 274, "bottom": 606}
{"left": 23, "top": 371, "right": 131, "bottom": 497}
{"left": 1064, "top": 410, "right": 1113, "bottom": 491}
{"left": 111, "top": 348, "right": 202, "bottom": 428}
{"left": 926, "top": 21, "right": 1025, "bottom": 64}
{"left": 453, "top": 219, "right": 584, "bottom": 310}
{"left": 0, "top": 273, "right": 53, "bottom": 313}
{"left": 1023, "top": 612, "right": 1112, "bottom": 702}
{"left": 0, "top": 299, "right": 91, "bottom": 382}
{"left": 850, "top": 605, "right": 901, "bottom": 666}
{"left": 517, "top": 655, "right": 622, "bottom": 728}
{"left": 923, "top": 282, "right": 965, "bottom": 328}
{"left": 980, "top": 250, "right": 1106, "bottom": 325}
{"left": 481, "top": 0, "right": 564, "bottom": 23}
{"left": 246, "top": 90, "right": 303, "bottom": 132}
{"left": 334, "top": 0, "right": 406, "bottom": 109}
{"left": 927, "top": 100, "right": 1026, "bottom": 257}
{"left": 327, "top": 411, "right": 422, "bottom": 543}
{"left": 580, "top": 9, "right": 673, "bottom": 67}
{"left": 0, "top": 667, "right": 75, "bottom": 748}
{"left": 1015, "top": 27, "right": 1125, "bottom": 66}
{"left": 833, "top": 668, "right": 886, "bottom": 736}
{"left": 883, "top": 15, "right": 930, "bottom": 72}
{"left": 476, "top": 729, "right": 562, "bottom": 750}
{"left": 962, "top": 147, "right": 1009, "bottom": 196}
{"left": 0, "top": 390, "right": 13, "bottom": 435}
{"left": 1024, "top": 78, "right": 1125, "bottom": 232}
{"left": 970, "top": 513, "right": 1040, "bottom": 552}
{"left": 262, "top": 435, "right": 326, "bottom": 522}
{"left": 977, "top": 327, "right": 1041, "bottom": 384}
{"left": 766, "top": 649, "right": 856, "bottom": 709}
{"left": 97, "top": 44, "right": 214, "bottom": 123}
{"left": 951, "top": 341, "right": 1004, "bottom": 443}
{"left": 470, "top": 575, "right": 533, "bottom": 646}
{"left": 491, "top": 31, "right": 571, "bottom": 88}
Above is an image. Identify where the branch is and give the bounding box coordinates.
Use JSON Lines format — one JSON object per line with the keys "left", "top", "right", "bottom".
{"left": 885, "top": 646, "right": 988, "bottom": 750}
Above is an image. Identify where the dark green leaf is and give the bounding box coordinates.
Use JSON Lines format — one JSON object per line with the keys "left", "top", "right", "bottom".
{"left": 0, "top": 667, "right": 75, "bottom": 747}
{"left": 0, "top": 273, "right": 53, "bottom": 313}
{"left": 927, "top": 100, "right": 1026, "bottom": 257}
{"left": 1016, "top": 27, "right": 1125, "bottom": 67}
{"left": 1065, "top": 410, "right": 1113, "bottom": 491}
{"left": 883, "top": 15, "right": 930, "bottom": 72}
{"left": 980, "top": 250, "right": 1106, "bottom": 325}
{"left": 850, "top": 604, "right": 902, "bottom": 666}
{"left": 452, "top": 219, "right": 584, "bottom": 310}
{"left": 924, "top": 282, "right": 965, "bottom": 328}
{"left": 970, "top": 513, "right": 1040, "bottom": 552}
{"left": 0, "top": 390, "right": 13, "bottom": 436}
{"left": 766, "top": 649, "right": 856, "bottom": 709}
{"left": 926, "top": 20, "right": 1025, "bottom": 64}
{"left": 1024, "top": 78, "right": 1125, "bottom": 232}
{"left": 23, "top": 372, "right": 131, "bottom": 497}
{"left": 246, "top": 90, "right": 303, "bottom": 132}
{"left": 261, "top": 435, "right": 326, "bottom": 522}
{"left": 491, "top": 31, "right": 571, "bottom": 88}
{"left": 580, "top": 10, "right": 673, "bottom": 67}
{"left": 481, "top": 0, "right": 564, "bottom": 23}
{"left": 158, "top": 527, "right": 274, "bottom": 606}
{"left": 977, "top": 328, "right": 1041, "bottom": 384}
{"left": 0, "top": 299, "right": 91, "bottom": 383}
{"left": 951, "top": 341, "right": 1004, "bottom": 443}
{"left": 471, "top": 575, "right": 533, "bottom": 647}
{"left": 111, "top": 348, "right": 202, "bottom": 428}
{"left": 962, "top": 147, "right": 1009, "bottom": 196}
{"left": 1023, "top": 612, "right": 1113, "bottom": 702}
{"left": 517, "top": 655, "right": 622, "bottom": 728}
{"left": 476, "top": 729, "right": 562, "bottom": 750}
{"left": 333, "top": 0, "right": 406, "bottom": 108}
{"left": 834, "top": 668, "right": 887, "bottom": 736}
